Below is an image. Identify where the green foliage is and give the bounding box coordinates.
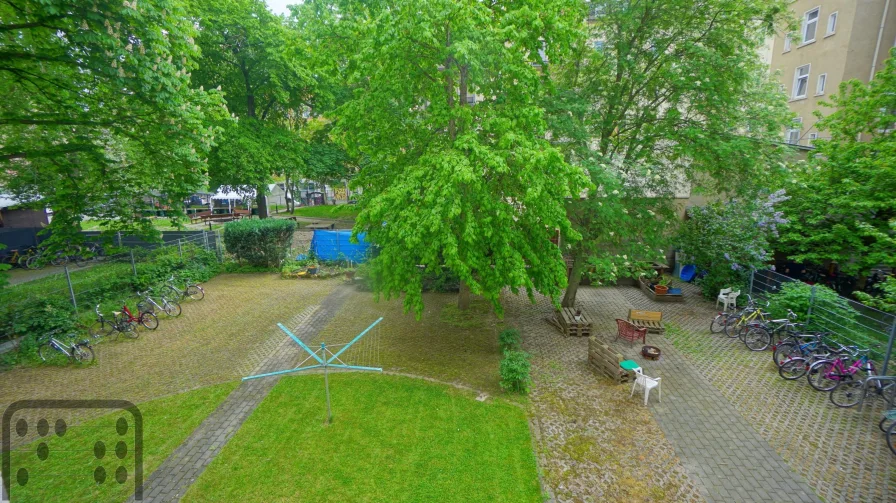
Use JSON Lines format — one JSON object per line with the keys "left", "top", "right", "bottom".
{"left": 0, "top": 297, "right": 77, "bottom": 359}
{"left": 304, "top": 0, "right": 589, "bottom": 315}
{"left": 223, "top": 219, "right": 297, "bottom": 267}
{"left": 776, "top": 48, "right": 896, "bottom": 276}
{"left": 500, "top": 350, "right": 532, "bottom": 394}
{"left": 0, "top": 0, "right": 229, "bottom": 250}
{"left": 855, "top": 277, "right": 896, "bottom": 314}
{"left": 549, "top": 0, "right": 793, "bottom": 305}
{"left": 675, "top": 191, "right": 788, "bottom": 297}
{"left": 422, "top": 267, "right": 460, "bottom": 293}
{"left": 766, "top": 281, "right": 855, "bottom": 325}
{"left": 292, "top": 205, "right": 359, "bottom": 219}
{"left": 499, "top": 329, "right": 522, "bottom": 353}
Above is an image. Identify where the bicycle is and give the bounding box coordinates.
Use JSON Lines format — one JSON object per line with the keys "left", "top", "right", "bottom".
{"left": 724, "top": 302, "right": 770, "bottom": 340}
{"left": 162, "top": 275, "right": 205, "bottom": 302}
{"left": 37, "top": 331, "right": 95, "bottom": 365}
{"left": 772, "top": 331, "right": 831, "bottom": 368}
{"left": 88, "top": 304, "right": 116, "bottom": 339}
{"left": 778, "top": 341, "right": 849, "bottom": 381}
{"left": 829, "top": 366, "right": 896, "bottom": 409}
{"left": 741, "top": 310, "right": 800, "bottom": 351}
{"left": 1, "top": 247, "right": 36, "bottom": 269}
{"left": 137, "top": 290, "right": 181, "bottom": 317}
{"left": 73, "top": 242, "right": 105, "bottom": 268}
{"left": 120, "top": 303, "right": 159, "bottom": 330}
{"left": 805, "top": 346, "right": 864, "bottom": 391}
{"left": 887, "top": 419, "right": 896, "bottom": 456}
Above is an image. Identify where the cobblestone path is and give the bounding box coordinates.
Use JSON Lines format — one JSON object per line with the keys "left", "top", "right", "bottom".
{"left": 621, "top": 282, "right": 895, "bottom": 503}
{"left": 134, "top": 285, "right": 353, "bottom": 502}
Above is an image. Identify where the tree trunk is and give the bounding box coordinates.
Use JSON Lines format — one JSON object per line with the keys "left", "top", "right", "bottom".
{"left": 256, "top": 184, "right": 269, "bottom": 219}
{"left": 458, "top": 280, "right": 471, "bottom": 310}
{"left": 561, "top": 251, "right": 586, "bottom": 308}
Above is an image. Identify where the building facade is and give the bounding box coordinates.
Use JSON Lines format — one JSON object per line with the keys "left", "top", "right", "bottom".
{"left": 770, "top": 0, "right": 896, "bottom": 146}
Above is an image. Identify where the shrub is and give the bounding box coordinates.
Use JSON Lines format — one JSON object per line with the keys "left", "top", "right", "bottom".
{"left": 224, "top": 218, "right": 296, "bottom": 267}
{"left": 0, "top": 297, "right": 78, "bottom": 367}
{"left": 766, "top": 281, "right": 853, "bottom": 322}
{"left": 500, "top": 350, "right": 532, "bottom": 394}
{"left": 499, "top": 328, "right": 521, "bottom": 352}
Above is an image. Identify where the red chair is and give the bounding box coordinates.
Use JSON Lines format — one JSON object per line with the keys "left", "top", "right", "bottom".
{"left": 615, "top": 319, "right": 647, "bottom": 346}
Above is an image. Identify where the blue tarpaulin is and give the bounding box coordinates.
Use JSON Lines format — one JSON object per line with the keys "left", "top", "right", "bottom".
{"left": 306, "top": 230, "right": 371, "bottom": 262}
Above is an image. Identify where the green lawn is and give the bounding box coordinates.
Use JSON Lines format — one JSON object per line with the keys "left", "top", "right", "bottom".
{"left": 6, "top": 381, "right": 238, "bottom": 503}
{"left": 182, "top": 373, "right": 541, "bottom": 503}
{"left": 292, "top": 204, "right": 359, "bottom": 220}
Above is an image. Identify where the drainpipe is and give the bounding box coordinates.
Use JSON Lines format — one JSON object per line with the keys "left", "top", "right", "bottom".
{"left": 870, "top": 0, "right": 892, "bottom": 81}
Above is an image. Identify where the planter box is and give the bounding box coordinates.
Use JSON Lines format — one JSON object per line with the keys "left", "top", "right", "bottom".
{"left": 639, "top": 277, "right": 684, "bottom": 302}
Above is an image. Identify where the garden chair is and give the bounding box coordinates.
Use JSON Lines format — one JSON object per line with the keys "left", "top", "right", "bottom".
{"left": 631, "top": 368, "right": 662, "bottom": 406}
{"left": 723, "top": 290, "right": 740, "bottom": 311}
{"left": 715, "top": 288, "right": 732, "bottom": 309}
{"left": 615, "top": 319, "right": 647, "bottom": 346}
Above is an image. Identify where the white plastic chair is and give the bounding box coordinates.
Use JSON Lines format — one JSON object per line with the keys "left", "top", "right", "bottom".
{"left": 631, "top": 369, "right": 662, "bottom": 406}
{"left": 715, "top": 288, "right": 732, "bottom": 309}
{"left": 724, "top": 290, "right": 741, "bottom": 311}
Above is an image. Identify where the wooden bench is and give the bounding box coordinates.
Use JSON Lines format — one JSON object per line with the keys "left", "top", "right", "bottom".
{"left": 628, "top": 309, "right": 665, "bottom": 335}
{"left": 588, "top": 337, "right": 635, "bottom": 383}
{"left": 547, "top": 307, "right": 593, "bottom": 337}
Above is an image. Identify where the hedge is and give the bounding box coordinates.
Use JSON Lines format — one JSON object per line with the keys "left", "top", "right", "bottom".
{"left": 223, "top": 218, "right": 296, "bottom": 268}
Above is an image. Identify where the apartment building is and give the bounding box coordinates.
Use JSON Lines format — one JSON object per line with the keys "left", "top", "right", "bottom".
{"left": 770, "top": 0, "right": 896, "bottom": 147}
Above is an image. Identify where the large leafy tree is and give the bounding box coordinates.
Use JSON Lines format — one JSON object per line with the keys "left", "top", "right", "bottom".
{"left": 301, "top": 0, "right": 588, "bottom": 314}
{"left": 0, "top": 0, "right": 227, "bottom": 246}
{"left": 190, "top": 0, "right": 318, "bottom": 218}
{"left": 551, "top": 0, "right": 792, "bottom": 306}
{"left": 777, "top": 48, "right": 896, "bottom": 276}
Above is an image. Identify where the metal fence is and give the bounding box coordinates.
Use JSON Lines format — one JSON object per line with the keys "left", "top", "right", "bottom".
{"left": 749, "top": 269, "right": 896, "bottom": 375}
{"left": 0, "top": 230, "right": 223, "bottom": 344}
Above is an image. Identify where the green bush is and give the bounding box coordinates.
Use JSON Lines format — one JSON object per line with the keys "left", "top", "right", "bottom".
{"left": 499, "top": 329, "right": 521, "bottom": 352}
{"left": 500, "top": 350, "right": 532, "bottom": 394}
{"left": 224, "top": 219, "right": 296, "bottom": 267}
{"left": 695, "top": 263, "right": 749, "bottom": 300}
{"left": 422, "top": 266, "right": 459, "bottom": 293}
{"left": 0, "top": 297, "right": 78, "bottom": 367}
{"left": 766, "top": 281, "right": 853, "bottom": 322}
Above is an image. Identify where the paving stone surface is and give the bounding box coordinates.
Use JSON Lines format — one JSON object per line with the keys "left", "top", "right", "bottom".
{"left": 621, "top": 282, "right": 895, "bottom": 503}
{"left": 132, "top": 285, "right": 353, "bottom": 502}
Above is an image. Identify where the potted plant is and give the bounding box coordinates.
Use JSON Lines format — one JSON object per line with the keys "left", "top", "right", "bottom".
{"left": 654, "top": 275, "right": 672, "bottom": 295}
{"left": 307, "top": 261, "right": 319, "bottom": 275}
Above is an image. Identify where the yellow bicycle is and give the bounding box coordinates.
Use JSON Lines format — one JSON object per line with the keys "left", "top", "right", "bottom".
{"left": 724, "top": 297, "right": 771, "bottom": 340}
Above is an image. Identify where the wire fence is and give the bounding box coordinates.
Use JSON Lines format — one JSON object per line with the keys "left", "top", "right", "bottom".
{"left": 749, "top": 269, "right": 896, "bottom": 375}
{"left": 0, "top": 230, "right": 223, "bottom": 345}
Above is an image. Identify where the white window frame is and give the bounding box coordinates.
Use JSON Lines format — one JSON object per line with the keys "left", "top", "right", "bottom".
{"left": 793, "top": 64, "right": 810, "bottom": 99}
{"left": 826, "top": 12, "right": 838, "bottom": 36}
{"left": 786, "top": 118, "right": 803, "bottom": 145}
{"left": 808, "top": 132, "right": 818, "bottom": 146}
{"left": 816, "top": 73, "right": 827, "bottom": 95}
{"left": 783, "top": 34, "right": 792, "bottom": 53}
{"left": 802, "top": 7, "right": 820, "bottom": 44}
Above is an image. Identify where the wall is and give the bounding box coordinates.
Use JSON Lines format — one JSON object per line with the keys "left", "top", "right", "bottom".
{"left": 0, "top": 208, "right": 49, "bottom": 229}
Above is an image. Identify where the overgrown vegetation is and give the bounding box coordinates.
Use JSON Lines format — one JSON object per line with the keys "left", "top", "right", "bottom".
{"left": 223, "top": 218, "right": 296, "bottom": 267}
{"left": 499, "top": 328, "right": 522, "bottom": 352}
{"left": 292, "top": 204, "right": 359, "bottom": 220}
{"left": 0, "top": 244, "right": 220, "bottom": 367}
{"left": 500, "top": 350, "right": 532, "bottom": 394}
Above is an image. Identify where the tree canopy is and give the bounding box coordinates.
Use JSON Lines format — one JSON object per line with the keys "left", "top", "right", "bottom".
{"left": 301, "top": 0, "right": 589, "bottom": 314}
{"left": 0, "top": 0, "right": 228, "bottom": 245}
{"left": 549, "top": 0, "right": 793, "bottom": 306}
{"left": 777, "top": 47, "right": 896, "bottom": 276}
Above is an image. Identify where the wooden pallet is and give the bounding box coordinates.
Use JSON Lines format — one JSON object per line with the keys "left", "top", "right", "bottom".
{"left": 588, "top": 338, "right": 634, "bottom": 384}
{"left": 638, "top": 277, "right": 684, "bottom": 302}
{"left": 556, "top": 307, "right": 593, "bottom": 337}
{"left": 628, "top": 309, "right": 665, "bottom": 335}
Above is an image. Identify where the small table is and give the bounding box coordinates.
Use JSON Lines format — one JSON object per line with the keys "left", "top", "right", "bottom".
{"left": 620, "top": 360, "right": 642, "bottom": 374}
{"left": 556, "top": 308, "right": 593, "bottom": 337}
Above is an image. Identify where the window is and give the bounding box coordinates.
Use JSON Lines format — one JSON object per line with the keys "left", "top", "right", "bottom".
{"left": 793, "top": 64, "right": 810, "bottom": 99}
{"left": 783, "top": 34, "right": 792, "bottom": 52}
{"left": 827, "top": 12, "right": 838, "bottom": 36}
{"left": 593, "top": 40, "right": 604, "bottom": 51}
{"left": 802, "top": 7, "right": 820, "bottom": 44}
{"left": 816, "top": 73, "right": 827, "bottom": 95}
{"left": 808, "top": 132, "right": 818, "bottom": 146}
{"left": 787, "top": 118, "right": 803, "bottom": 144}
{"left": 466, "top": 94, "right": 477, "bottom": 105}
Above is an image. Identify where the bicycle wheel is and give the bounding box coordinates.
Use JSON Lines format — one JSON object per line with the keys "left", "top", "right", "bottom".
{"left": 162, "top": 300, "right": 181, "bottom": 317}
{"left": 186, "top": 285, "right": 204, "bottom": 301}
{"left": 744, "top": 327, "right": 771, "bottom": 351}
{"left": 162, "top": 285, "right": 183, "bottom": 301}
{"left": 879, "top": 414, "right": 895, "bottom": 433}
{"left": 38, "top": 342, "right": 70, "bottom": 365}
{"left": 807, "top": 361, "right": 840, "bottom": 391}
{"left": 887, "top": 421, "right": 896, "bottom": 457}
{"left": 89, "top": 320, "right": 114, "bottom": 338}
{"left": 140, "top": 312, "right": 159, "bottom": 330}
{"left": 16, "top": 254, "right": 30, "bottom": 268}
{"left": 71, "top": 344, "right": 95, "bottom": 364}
{"left": 773, "top": 342, "right": 795, "bottom": 368}
{"left": 724, "top": 315, "right": 742, "bottom": 338}
{"left": 779, "top": 358, "right": 808, "bottom": 380}
{"left": 710, "top": 314, "right": 727, "bottom": 334}
{"left": 25, "top": 254, "right": 41, "bottom": 270}
{"left": 118, "top": 320, "right": 140, "bottom": 339}
{"left": 830, "top": 379, "right": 865, "bottom": 408}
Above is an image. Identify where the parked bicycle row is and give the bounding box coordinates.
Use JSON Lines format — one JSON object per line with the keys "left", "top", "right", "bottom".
{"left": 1, "top": 243, "right": 106, "bottom": 270}
{"left": 37, "top": 276, "right": 205, "bottom": 365}
{"left": 710, "top": 295, "right": 896, "bottom": 456}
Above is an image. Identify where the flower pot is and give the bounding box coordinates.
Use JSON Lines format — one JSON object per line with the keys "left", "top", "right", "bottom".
{"left": 308, "top": 267, "right": 319, "bottom": 275}
{"left": 654, "top": 285, "right": 669, "bottom": 295}
{"left": 345, "top": 270, "right": 356, "bottom": 280}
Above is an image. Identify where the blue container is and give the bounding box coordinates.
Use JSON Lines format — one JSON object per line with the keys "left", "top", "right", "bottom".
{"left": 667, "top": 288, "right": 682, "bottom": 295}
{"left": 308, "top": 230, "right": 371, "bottom": 262}
{"left": 679, "top": 264, "right": 696, "bottom": 282}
